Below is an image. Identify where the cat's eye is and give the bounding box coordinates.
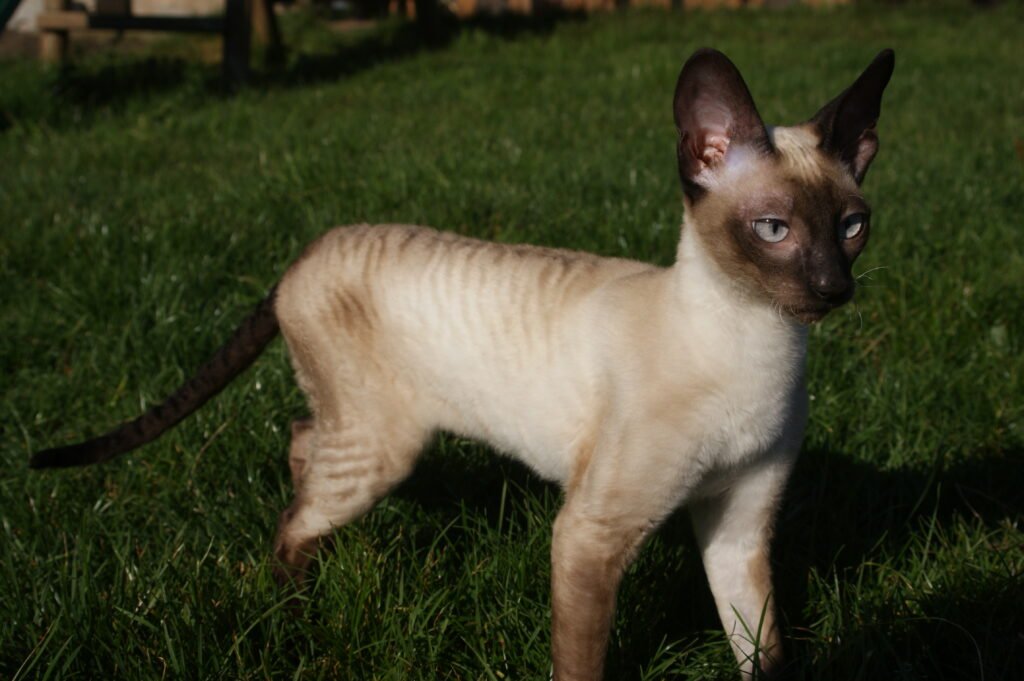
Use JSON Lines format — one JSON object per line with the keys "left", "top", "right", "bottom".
{"left": 752, "top": 218, "right": 790, "bottom": 243}
{"left": 841, "top": 213, "right": 869, "bottom": 240}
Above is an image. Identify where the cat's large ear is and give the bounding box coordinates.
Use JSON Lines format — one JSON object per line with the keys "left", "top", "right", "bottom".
{"left": 811, "top": 49, "right": 895, "bottom": 184}
{"left": 673, "top": 48, "right": 772, "bottom": 200}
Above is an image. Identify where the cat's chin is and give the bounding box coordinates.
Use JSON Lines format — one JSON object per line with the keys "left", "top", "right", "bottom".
{"left": 789, "top": 306, "right": 834, "bottom": 324}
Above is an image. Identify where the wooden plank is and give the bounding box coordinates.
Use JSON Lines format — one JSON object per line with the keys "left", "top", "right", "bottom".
{"left": 95, "top": 0, "right": 130, "bottom": 15}
{"left": 38, "top": 10, "right": 224, "bottom": 32}
{"left": 37, "top": 10, "right": 86, "bottom": 30}
{"left": 89, "top": 14, "right": 224, "bottom": 32}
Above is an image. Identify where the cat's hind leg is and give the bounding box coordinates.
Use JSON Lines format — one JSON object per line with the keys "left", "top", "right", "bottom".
{"left": 272, "top": 413, "right": 427, "bottom": 585}
{"left": 271, "top": 274, "right": 430, "bottom": 585}
{"left": 287, "top": 418, "right": 314, "bottom": 487}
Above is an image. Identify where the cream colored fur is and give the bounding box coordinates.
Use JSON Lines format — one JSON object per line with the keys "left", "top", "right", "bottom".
{"left": 266, "top": 46, "right": 898, "bottom": 680}
{"left": 273, "top": 205, "right": 811, "bottom": 677}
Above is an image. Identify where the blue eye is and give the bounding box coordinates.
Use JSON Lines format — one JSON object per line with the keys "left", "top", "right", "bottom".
{"left": 842, "top": 213, "right": 869, "bottom": 239}
{"left": 752, "top": 218, "right": 789, "bottom": 243}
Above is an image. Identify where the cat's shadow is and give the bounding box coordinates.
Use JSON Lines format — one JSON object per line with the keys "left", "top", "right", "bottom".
{"left": 391, "top": 440, "right": 1024, "bottom": 679}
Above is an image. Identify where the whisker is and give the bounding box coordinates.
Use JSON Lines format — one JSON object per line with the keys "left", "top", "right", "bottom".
{"left": 851, "top": 300, "right": 864, "bottom": 331}
{"left": 855, "top": 265, "right": 889, "bottom": 282}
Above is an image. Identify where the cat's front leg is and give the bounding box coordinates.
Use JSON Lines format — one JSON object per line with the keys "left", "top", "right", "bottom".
{"left": 689, "top": 455, "right": 796, "bottom": 678}
{"left": 549, "top": 497, "right": 653, "bottom": 681}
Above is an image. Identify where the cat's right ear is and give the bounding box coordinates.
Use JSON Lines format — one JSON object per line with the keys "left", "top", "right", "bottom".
{"left": 673, "top": 48, "right": 772, "bottom": 201}
{"left": 810, "top": 49, "right": 895, "bottom": 184}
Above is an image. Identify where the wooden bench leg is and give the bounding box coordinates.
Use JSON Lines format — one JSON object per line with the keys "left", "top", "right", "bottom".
{"left": 40, "top": 30, "right": 68, "bottom": 62}
{"left": 40, "top": 0, "right": 69, "bottom": 63}
{"left": 222, "top": 0, "right": 250, "bottom": 88}
{"left": 252, "top": 0, "right": 283, "bottom": 65}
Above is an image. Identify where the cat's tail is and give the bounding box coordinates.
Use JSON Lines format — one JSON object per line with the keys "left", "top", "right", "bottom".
{"left": 29, "top": 287, "right": 280, "bottom": 469}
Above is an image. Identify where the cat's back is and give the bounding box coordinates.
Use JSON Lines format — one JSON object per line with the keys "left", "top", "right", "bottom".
{"left": 297, "top": 223, "right": 643, "bottom": 277}
{"left": 278, "top": 224, "right": 653, "bottom": 323}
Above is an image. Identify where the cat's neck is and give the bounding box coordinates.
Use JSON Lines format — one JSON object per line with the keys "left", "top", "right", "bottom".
{"left": 669, "top": 218, "right": 807, "bottom": 352}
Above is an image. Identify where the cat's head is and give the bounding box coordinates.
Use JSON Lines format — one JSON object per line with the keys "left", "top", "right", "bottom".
{"left": 674, "top": 48, "right": 894, "bottom": 323}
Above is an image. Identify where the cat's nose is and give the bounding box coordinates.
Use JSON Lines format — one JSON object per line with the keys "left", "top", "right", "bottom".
{"left": 810, "top": 276, "right": 853, "bottom": 304}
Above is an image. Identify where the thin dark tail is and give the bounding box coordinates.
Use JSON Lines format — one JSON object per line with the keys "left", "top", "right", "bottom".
{"left": 30, "top": 287, "right": 280, "bottom": 469}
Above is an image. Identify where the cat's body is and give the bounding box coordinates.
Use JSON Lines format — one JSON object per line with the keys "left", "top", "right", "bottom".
{"left": 277, "top": 222, "right": 803, "bottom": 492}
{"left": 30, "top": 49, "right": 895, "bottom": 679}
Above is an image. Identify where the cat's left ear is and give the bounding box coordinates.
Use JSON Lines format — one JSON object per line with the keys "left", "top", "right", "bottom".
{"left": 811, "top": 49, "right": 895, "bottom": 184}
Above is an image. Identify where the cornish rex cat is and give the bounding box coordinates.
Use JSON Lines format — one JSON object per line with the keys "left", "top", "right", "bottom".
{"left": 31, "top": 48, "right": 895, "bottom": 679}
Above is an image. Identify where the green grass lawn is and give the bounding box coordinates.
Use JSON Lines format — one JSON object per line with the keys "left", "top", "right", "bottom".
{"left": 2, "top": 2, "right": 1023, "bottom": 678}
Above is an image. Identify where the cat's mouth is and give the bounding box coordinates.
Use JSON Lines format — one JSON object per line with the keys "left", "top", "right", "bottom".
{"left": 788, "top": 304, "right": 836, "bottom": 324}
{"left": 785, "top": 287, "right": 855, "bottom": 324}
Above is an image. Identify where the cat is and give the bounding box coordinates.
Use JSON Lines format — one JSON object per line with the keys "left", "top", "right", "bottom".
{"left": 30, "top": 47, "right": 894, "bottom": 679}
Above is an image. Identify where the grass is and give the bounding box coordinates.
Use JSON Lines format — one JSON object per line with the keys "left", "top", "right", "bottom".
{"left": 2, "top": 1, "right": 1023, "bottom": 678}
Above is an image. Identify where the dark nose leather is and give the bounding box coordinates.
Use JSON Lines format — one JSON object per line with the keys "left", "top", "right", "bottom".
{"left": 810, "top": 276, "right": 853, "bottom": 304}
{"left": 806, "top": 241, "right": 854, "bottom": 305}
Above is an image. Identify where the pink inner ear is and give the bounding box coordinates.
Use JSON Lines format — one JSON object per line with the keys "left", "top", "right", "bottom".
{"left": 700, "top": 133, "right": 730, "bottom": 166}
{"left": 850, "top": 127, "right": 879, "bottom": 181}
{"left": 690, "top": 95, "right": 734, "bottom": 169}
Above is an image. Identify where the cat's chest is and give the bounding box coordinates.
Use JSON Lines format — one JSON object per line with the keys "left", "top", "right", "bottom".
{"left": 704, "top": 368, "right": 802, "bottom": 460}
{"left": 679, "top": 320, "right": 808, "bottom": 473}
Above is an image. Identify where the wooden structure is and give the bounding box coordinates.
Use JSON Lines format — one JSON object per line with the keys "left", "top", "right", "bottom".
{"left": 27, "top": 0, "right": 850, "bottom": 84}
{"left": 435, "top": 0, "right": 850, "bottom": 15}
{"left": 36, "top": 0, "right": 281, "bottom": 85}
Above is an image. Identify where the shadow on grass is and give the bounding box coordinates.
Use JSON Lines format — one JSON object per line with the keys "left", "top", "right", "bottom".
{"left": 52, "top": 55, "right": 205, "bottom": 107}
{"left": 392, "top": 439, "right": 1024, "bottom": 679}
{"left": 393, "top": 437, "right": 561, "bottom": 530}
{"left": 3, "top": 5, "right": 585, "bottom": 131}
{"left": 259, "top": 5, "right": 586, "bottom": 88}
{"left": 784, "top": 570, "right": 1024, "bottom": 681}
{"left": 771, "top": 446, "right": 1024, "bottom": 680}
